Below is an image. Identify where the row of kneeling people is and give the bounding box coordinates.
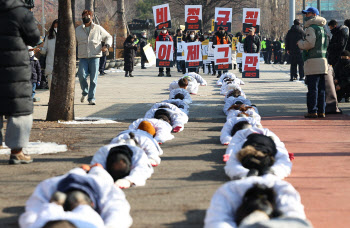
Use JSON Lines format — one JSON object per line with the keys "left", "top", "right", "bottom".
{"left": 18, "top": 74, "right": 201, "bottom": 228}
{"left": 203, "top": 72, "right": 313, "bottom": 228}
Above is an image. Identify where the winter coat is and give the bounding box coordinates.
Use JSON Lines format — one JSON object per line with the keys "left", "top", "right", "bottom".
{"left": 297, "top": 16, "right": 328, "bottom": 75}
{"left": 30, "top": 56, "right": 41, "bottom": 83}
{"left": 266, "top": 39, "right": 273, "bottom": 51}
{"left": 0, "top": 0, "right": 40, "bottom": 116}
{"left": 75, "top": 22, "right": 112, "bottom": 59}
{"left": 139, "top": 37, "right": 147, "bottom": 60}
{"left": 19, "top": 167, "right": 133, "bottom": 228}
{"left": 91, "top": 143, "right": 154, "bottom": 187}
{"left": 123, "top": 40, "right": 137, "bottom": 71}
{"left": 128, "top": 118, "right": 174, "bottom": 143}
{"left": 327, "top": 25, "right": 349, "bottom": 66}
{"left": 155, "top": 31, "right": 173, "bottom": 51}
{"left": 40, "top": 34, "right": 56, "bottom": 76}
{"left": 244, "top": 35, "right": 261, "bottom": 53}
{"left": 272, "top": 41, "right": 281, "bottom": 52}
{"left": 204, "top": 175, "right": 306, "bottom": 228}
{"left": 110, "top": 129, "right": 163, "bottom": 165}
{"left": 224, "top": 127, "right": 292, "bottom": 180}
{"left": 334, "top": 59, "right": 350, "bottom": 89}
{"left": 212, "top": 31, "right": 232, "bottom": 47}
{"left": 285, "top": 25, "right": 305, "bottom": 55}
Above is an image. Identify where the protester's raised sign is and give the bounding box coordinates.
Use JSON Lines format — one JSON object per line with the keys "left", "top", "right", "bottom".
{"left": 153, "top": 4, "right": 172, "bottom": 30}
{"left": 242, "top": 53, "right": 260, "bottom": 78}
{"left": 214, "top": 8, "right": 232, "bottom": 32}
{"left": 184, "top": 42, "right": 203, "bottom": 68}
{"left": 214, "top": 44, "right": 232, "bottom": 70}
{"left": 243, "top": 8, "right": 260, "bottom": 34}
{"left": 185, "top": 5, "right": 202, "bottom": 31}
{"left": 156, "top": 41, "right": 174, "bottom": 67}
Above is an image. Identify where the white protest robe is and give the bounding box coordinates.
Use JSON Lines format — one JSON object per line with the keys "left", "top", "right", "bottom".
{"left": 19, "top": 167, "right": 133, "bottom": 228}
{"left": 162, "top": 99, "right": 190, "bottom": 115}
{"left": 220, "top": 117, "right": 261, "bottom": 145}
{"left": 222, "top": 84, "right": 246, "bottom": 99}
{"left": 110, "top": 129, "right": 163, "bottom": 165}
{"left": 224, "top": 127, "right": 292, "bottom": 180}
{"left": 217, "top": 73, "right": 244, "bottom": 86}
{"left": 223, "top": 97, "right": 252, "bottom": 115}
{"left": 91, "top": 143, "right": 154, "bottom": 187}
{"left": 226, "top": 108, "right": 261, "bottom": 123}
{"left": 144, "top": 104, "right": 189, "bottom": 131}
{"left": 27, "top": 204, "right": 105, "bottom": 228}
{"left": 169, "top": 72, "right": 207, "bottom": 94}
{"left": 169, "top": 88, "right": 192, "bottom": 104}
{"left": 128, "top": 118, "right": 174, "bottom": 143}
{"left": 204, "top": 175, "right": 306, "bottom": 228}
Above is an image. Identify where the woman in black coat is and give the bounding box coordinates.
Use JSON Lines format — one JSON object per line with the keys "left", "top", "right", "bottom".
{"left": 124, "top": 35, "right": 138, "bottom": 77}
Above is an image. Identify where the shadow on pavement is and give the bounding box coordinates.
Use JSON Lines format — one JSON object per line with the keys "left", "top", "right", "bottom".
{"left": 164, "top": 209, "right": 206, "bottom": 228}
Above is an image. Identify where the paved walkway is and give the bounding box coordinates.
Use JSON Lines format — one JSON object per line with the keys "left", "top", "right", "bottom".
{"left": 0, "top": 63, "right": 349, "bottom": 227}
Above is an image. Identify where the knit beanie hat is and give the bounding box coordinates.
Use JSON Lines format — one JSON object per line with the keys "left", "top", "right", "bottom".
{"left": 137, "top": 121, "right": 156, "bottom": 137}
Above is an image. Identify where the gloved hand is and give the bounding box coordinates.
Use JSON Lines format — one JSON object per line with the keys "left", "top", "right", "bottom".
{"left": 115, "top": 179, "right": 132, "bottom": 189}
{"left": 173, "top": 126, "right": 182, "bottom": 133}
{"left": 149, "top": 158, "right": 158, "bottom": 167}
{"left": 223, "top": 154, "right": 230, "bottom": 162}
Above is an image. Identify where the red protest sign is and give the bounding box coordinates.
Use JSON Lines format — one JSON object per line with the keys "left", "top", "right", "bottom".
{"left": 214, "top": 8, "right": 232, "bottom": 32}
{"left": 243, "top": 8, "right": 260, "bottom": 34}
{"left": 185, "top": 5, "right": 202, "bottom": 30}
{"left": 153, "top": 4, "right": 172, "bottom": 29}
{"left": 156, "top": 41, "right": 174, "bottom": 67}
{"left": 242, "top": 53, "right": 260, "bottom": 78}
{"left": 184, "top": 42, "right": 203, "bottom": 68}
{"left": 214, "top": 44, "right": 232, "bottom": 70}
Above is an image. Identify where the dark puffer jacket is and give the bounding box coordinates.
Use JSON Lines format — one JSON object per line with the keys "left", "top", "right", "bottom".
{"left": 327, "top": 25, "right": 349, "bottom": 66}
{"left": 123, "top": 36, "right": 137, "bottom": 72}
{"left": 0, "top": 0, "right": 40, "bottom": 116}
{"left": 285, "top": 25, "right": 305, "bottom": 54}
{"left": 244, "top": 35, "right": 261, "bottom": 53}
{"left": 30, "top": 56, "right": 41, "bottom": 83}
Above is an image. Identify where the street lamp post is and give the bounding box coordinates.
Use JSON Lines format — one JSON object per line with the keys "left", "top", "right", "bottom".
{"left": 289, "top": 0, "right": 295, "bottom": 27}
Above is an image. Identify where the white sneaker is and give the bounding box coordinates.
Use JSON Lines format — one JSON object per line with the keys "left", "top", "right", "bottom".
{"left": 81, "top": 95, "right": 87, "bottom": 103}
{"left": 89, "top": 100, "right": 96, "bottom": 105}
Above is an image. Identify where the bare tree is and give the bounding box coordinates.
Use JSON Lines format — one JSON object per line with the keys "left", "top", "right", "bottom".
{"left": 46, "top": 0, "right": 76, "bottom": 121}
{"left": 116, "top": 0, "right": 127, "bottom": 38}
{"left": 85, "top": 0, "right": 94, "bottom": 10}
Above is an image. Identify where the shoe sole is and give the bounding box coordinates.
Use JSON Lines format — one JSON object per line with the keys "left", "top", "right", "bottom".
{"left": 9, "top": 159, "right": 33, "bottom": 165}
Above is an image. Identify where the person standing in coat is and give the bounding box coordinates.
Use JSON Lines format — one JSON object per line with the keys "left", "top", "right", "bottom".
{"left": 155, "top": 27, "right": 173, "bottom": 77}
{"left": 243, "top": 27, "right": 261, "bottom": 54}
{"left": 285, "top": 19, "right": 306, "bottom": 81}
{"left": 345, "top": 19, "right": 350, "bottom": 52}
{"left": 297, "top": 7, "right": 328, "bottom": 118}
{"left": 272, "top": 38, "right": 282, "bottom": 64}
{"left": 0, "top": 0, "right": 40, "bottom": 164}
{"left": 28, "top": 46, "right": 41, "bottom": 101}
{"left": 99, "top": 41, "right": 109, "bottom": 76}
{"left": 139, "top": 31, "right": 148, "bottom": 69}
{"left": 124, "top": 35, "right": 137, "bottom": 77}
{"left": 76, "top": 10, "right": 112, "bottom": 105}
{"left": 212, "top": 27, "right": 232, "bottom": 78}
{"left": 36, "top": 19, "right": 57, "bottom": 89}
{"left": 327, "top": 19, "right": 349, "bottom": 67}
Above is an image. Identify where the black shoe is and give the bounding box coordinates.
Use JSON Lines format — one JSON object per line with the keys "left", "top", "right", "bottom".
{"left": 345, "top": 97, "right": 350, "bottom": 103}
{"left": 216, "top": 75, "right": 221, "bottom": 78}
{"left": 299, "top": 78, "right": 304, "bottom": 81}
{"left": 166, "top": 72, "right": 171, "bottom": 77}
{"left": 125, "top": 73, "right": 129, "bottom": 77}
{"left": 158, "top": 72, "right": 164, "bottom": 77}
{"left": 102, "top": 72, "right": 107, "bottom": 75}
{"left": 141, "top": 67, "right": 147, "bottom": 69}
{"left": 289, "top": 79, "right": 294, "bottom": 81}
{"left": 129, "top": 73, "right": 134, "bottom": 77}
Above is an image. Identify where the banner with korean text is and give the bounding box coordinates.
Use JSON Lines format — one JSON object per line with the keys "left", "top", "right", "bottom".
{"left": 242, "top": 53, "right": 260, "bottom": 78}
{"left": 214, "top": 44, "right": 232, "bottom": 70}
{"left": 243, "top": 8, "right": 260, "bottom": 34}
{"left": 185, "top": 5, "right": 202, "bottom": 31}
{"left": 156, "top": 41, "right": 174, "bottom": 67}
{"left": 153, "top": 4, "right": 172, "bottom": 30}
{"left": 214, "top": 8, "right": 232, "bottom": 32}
{"left": 184, "top": 42, "right": 203, "bottom": 68}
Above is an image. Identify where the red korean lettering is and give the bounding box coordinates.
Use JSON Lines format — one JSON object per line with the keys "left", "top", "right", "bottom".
{"left": 245, "top": 11, "right": 258, "bottom": 26}
{"left": 217, "top": 11, "right": 230, "bottom": 25}
{"left": 244, "top": 56, "right": 258, "bottom": 71}
{"left": 156, "top": 7, "right": 168, "bottom": 23}
{"left": 187, "top": 45, "right": 199, "bottom": 61}
{"left": 217, "top": 47, "right": 229, "bottom": 63}
{"left": 158, "top": 44, "right": 172, "bottom": 60}
{"left": 187, "top": 8, "right": 200, "bottom": 23}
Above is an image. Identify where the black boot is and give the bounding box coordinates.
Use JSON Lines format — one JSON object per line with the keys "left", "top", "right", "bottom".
{"left": 129, "top": 71, "right": 134, "bottom": 77}
{"left": 125, "top": 71, "right": 129, "bottom": 77}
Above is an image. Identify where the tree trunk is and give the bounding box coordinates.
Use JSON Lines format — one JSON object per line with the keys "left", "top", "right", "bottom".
{"left": 85, "top": 0, "right": 93, "bottom": 11}
{"left": 116, "top": 0, "right": 127, "bottom": 39}
{"left": 71, "top": 0, "right": 75, "bottom": 27}
{"left": 46, "top": 0, "right": 76, "bottom": 121}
